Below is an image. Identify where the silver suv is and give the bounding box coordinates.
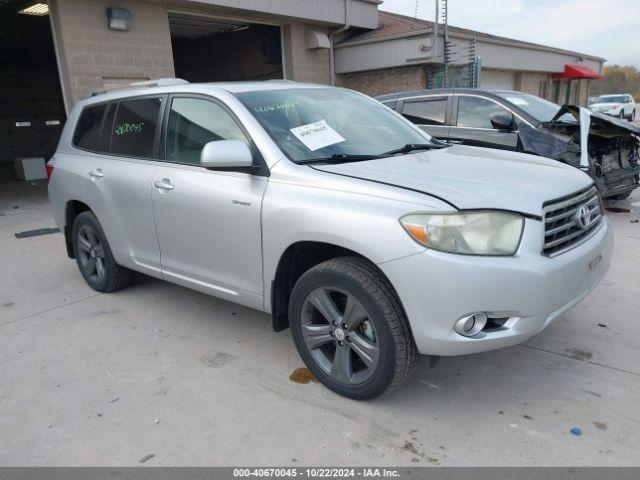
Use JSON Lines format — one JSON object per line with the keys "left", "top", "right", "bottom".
{"left": 48, "top": 80, "right": 613, "bottom": 399}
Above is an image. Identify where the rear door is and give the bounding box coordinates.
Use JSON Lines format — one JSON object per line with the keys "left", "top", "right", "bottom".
{"left": 397, "top": 95, "right": 450, "bottom": 141}
{"left": 151, "top": 95, "right": 267, "bottom": 309}
{"left": 80, "top": 95, "right": 164, "bottom": 276}
{"left": 448, "top": 94, "right": 519, "bottom": 150}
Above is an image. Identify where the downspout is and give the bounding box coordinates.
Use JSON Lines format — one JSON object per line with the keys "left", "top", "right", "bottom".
{"left": 329, "top": 0, "right": 350, "bottom": 86}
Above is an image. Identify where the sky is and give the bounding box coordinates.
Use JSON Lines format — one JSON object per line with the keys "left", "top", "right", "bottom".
{"left": 381, "top": 0, "right": 640, "bottom": 67}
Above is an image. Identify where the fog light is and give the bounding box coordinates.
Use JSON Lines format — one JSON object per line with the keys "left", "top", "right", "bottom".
{"left": 454, "top": 312, "right": 487, "bottom": 337}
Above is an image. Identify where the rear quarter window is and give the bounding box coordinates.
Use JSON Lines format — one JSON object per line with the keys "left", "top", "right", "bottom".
{"left": 73, "top": 104, "right": 107, "bottom": 151}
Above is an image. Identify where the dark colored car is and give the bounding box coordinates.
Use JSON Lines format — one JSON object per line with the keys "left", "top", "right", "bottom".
{"left": 377, "top": 88, "right": 640, "bottom": 199}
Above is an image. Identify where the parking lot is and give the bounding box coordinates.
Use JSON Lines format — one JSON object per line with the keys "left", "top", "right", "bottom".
{"left": 0, "top": 180, "right": 639, "bottom": 466}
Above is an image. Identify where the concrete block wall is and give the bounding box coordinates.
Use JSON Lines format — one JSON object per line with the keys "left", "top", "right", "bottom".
{"left": 338, "top": 66, "right": 426, "bottom": 97}
{"left": 51, "top": 0, "right": 175, "bottom": 106}
{"left": 282, "top": 24, "right": 331, "bottom": 84}
{"left": 516, "top": 72, "right": 549, "bottom": 97}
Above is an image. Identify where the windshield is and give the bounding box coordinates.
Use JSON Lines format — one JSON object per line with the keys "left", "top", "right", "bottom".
{"left": 592, "top": 95, "right": 626, "bottom": 104}
{"left": 496, "top": 92, "right": 576, "bottom": 123}
{"left": 236, "top": 88, "right": 430, "bottom": 163}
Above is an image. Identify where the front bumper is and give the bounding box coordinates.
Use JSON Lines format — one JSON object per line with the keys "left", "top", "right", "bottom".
{"left": 595, "top": 165, "right": 640, "bottom": 198}
{"left": 378, "top": 217, "right": 613, "bottom": 356}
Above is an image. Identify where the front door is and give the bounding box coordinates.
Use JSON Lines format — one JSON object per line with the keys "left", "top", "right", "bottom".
{"left": 448, "top": 95, "right": 519, "bottom": 150}
{"left": 151, "top": 96, "right": 267, "bottom": 309}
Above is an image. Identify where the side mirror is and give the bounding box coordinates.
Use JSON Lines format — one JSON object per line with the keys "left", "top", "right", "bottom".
{"left": 200, "top": 140, "right": 253, "bottom": 169}
{"left": 490, "top": 114, "right": 516, "bottom": 132}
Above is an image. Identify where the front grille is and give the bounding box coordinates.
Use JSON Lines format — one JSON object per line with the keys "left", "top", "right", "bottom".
{"left": 543, "top": 186, "right": 603, "bottom": 256}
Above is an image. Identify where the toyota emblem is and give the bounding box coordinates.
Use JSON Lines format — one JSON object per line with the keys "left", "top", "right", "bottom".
{"left": 574, "top": 205, "right": 591, "bottom": 229}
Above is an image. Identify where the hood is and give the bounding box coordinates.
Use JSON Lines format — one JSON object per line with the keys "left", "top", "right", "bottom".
{"left": 554, "top": 105, "right": 640, "bottom": 135}
{"left": 589, "top": 102, "right": 622, "bottom": 108}
{"left": 312, "top": 145, "right": 593, "bottom": 217}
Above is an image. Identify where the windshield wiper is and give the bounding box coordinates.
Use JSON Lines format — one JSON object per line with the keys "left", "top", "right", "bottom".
{"left": 300, "top": 153, "right": 384, "bottom": 165}
{"left": 300, "top": 142, "right": 447, "bottom": 165}
{"left": 382, "top": 142, "right": 448, "bottom": 156}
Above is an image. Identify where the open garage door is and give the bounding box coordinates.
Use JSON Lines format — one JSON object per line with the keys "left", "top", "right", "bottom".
{"left": 169, "top": 12, "right": 283, "bottom": 83}
{"left": 0, "top": 1, "right": 66, "bottom": 182}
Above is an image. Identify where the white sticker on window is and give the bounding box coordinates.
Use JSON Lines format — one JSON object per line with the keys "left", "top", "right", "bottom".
{"left": 506, "top": 97, "right": 529, "bottom": 106}
{"left": 290, "top": 119, "right": 345, "bottom": 151}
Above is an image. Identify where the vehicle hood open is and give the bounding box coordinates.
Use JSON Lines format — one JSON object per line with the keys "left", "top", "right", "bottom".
{"left": 312, "top": 145, "right": 593, "bottom": 217}
{"left": 552, "top": 105, "right": 640, "bottom": 135}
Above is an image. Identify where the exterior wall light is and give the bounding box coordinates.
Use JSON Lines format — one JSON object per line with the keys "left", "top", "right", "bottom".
{"left": 107, "top": 7, "right": 131, "bottom": 31}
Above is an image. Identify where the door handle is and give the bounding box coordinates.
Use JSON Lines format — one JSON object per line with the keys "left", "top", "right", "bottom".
{"left": 89, "top": 168, "right": 104, "bottom": 178}
{"left": 154, "top": 179, "right": 174, "bottom": 191}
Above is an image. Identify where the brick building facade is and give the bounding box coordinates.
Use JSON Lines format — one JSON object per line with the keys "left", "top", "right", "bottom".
{"left": 335, "top": 11, "right": 604, "bottom": 107}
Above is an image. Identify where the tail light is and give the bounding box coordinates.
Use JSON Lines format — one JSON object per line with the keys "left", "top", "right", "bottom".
{"left": 46, "top": 158, "right": 56, "bottom": 178}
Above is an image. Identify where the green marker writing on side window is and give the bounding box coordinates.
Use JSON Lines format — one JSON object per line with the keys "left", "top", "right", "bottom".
{"left": 114, "top": 122, "right": 144, "bottom": 135}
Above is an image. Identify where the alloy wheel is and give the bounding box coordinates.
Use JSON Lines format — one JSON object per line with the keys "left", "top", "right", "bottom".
{"left": 300, "top": 286, "right": 380, "bottom": 384}
{"left": 77, "top": 224, "right": 107, "bottom": 283}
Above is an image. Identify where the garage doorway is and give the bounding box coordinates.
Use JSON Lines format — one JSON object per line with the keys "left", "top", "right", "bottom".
{"left": 480, "top": 70, "right": 515, "bottom": 90}
{"left": 0, "top": 1, "right": 66, "bottom": 182}
{"left": 169, "top": 13, "right": 283, "bottom": 83}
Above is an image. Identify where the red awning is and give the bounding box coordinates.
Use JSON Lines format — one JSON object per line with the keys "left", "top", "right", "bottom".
{"left": 552, "top": 65, "right": 603, "bottom": 79}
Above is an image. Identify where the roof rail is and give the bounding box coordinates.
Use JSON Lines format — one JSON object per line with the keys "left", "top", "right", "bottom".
{"left": 85, "top": 78, "right": 189, "bottom": 98}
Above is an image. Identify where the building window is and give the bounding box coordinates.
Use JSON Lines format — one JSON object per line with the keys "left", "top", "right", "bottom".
{"left": 538, "top": 80, "right": 548, "bottom": 99}
{"left": 551, "top": 80, "right": 560, "bottom": 103}
{"left": 558, "top": 80, "right": 568, "bottom": 105}
{"left": 573, "top": 81, "right": 581, "bottom": 105}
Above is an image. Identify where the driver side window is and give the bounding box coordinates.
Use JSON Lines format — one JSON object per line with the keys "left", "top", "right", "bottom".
{"left": 166, "top": 98, "right": 248, "bottom": 165}
{"left": 457, "top": 96, "right": 513, "bottom": 129}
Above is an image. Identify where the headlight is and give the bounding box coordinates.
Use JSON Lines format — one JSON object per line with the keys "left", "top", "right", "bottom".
{"left": 400, "top": 211, "right": 524, "bottom": 255}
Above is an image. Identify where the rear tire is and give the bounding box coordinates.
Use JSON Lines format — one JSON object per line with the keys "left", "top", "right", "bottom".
{"left": 72, "top": 211, "right": 134, "bottom": 292}
{"left": 288, "top": 257, "right": 419, "bottom": 400}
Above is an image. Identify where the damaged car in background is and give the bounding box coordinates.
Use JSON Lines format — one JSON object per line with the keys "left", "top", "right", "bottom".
{"left": 378, "top": 89, "right": 640, "bottom": 199}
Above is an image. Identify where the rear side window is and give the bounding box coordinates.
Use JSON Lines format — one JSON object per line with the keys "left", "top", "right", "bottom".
{"left": 402, "top": 99, "right": 446, "bottom": 125}
{"left": 73, "top": 104, "right": 107, "bottom": 151}
{"left": 110, "top": 97, "right": 162, "bottom": 158}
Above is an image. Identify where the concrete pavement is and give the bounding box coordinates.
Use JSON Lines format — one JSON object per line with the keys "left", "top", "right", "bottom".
{"left": 0, "top": 180, "right": 639, "bottom": 466}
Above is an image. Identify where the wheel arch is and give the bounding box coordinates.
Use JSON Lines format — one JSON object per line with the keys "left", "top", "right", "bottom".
{"left": 64, "top": 200, "right": 92, "bottom": 258}
{"left": 269, "top": 241, "right": 399, "bottom": 333}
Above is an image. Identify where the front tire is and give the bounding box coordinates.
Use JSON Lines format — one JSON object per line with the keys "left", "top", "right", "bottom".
{"left": 289, "top": 257, "right": 418, "bottom": 400}
{"left": 72, "top": 211, "right": 133, "bottom": 292}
